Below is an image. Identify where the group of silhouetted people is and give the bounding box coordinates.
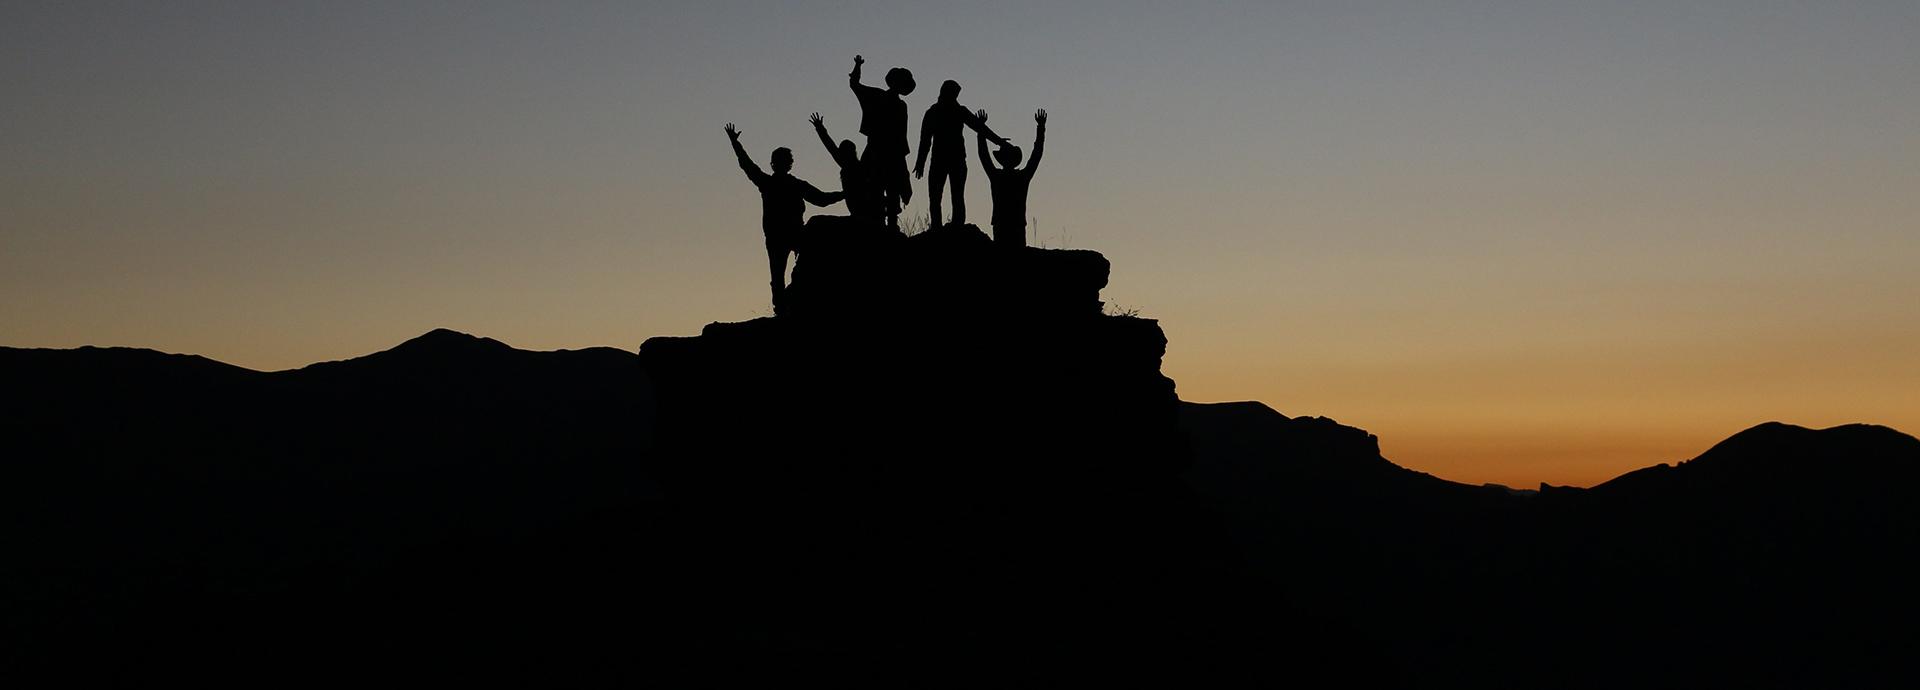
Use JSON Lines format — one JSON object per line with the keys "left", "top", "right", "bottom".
{"left": 728, "top": 55, "right": 1048, "bottom": 310}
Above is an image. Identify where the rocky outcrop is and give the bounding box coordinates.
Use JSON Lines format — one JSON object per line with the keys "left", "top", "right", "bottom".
{"left": 640, "top": 220, "right": 1184, "bottom": 485}
{"left": 634, "top": 221, "right": 1322, "bottom": 671}
{"left": 783, "top": 217, "right": 1112, "bottom": 318}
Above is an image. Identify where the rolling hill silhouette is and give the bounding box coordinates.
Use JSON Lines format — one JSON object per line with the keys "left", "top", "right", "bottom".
{"left": 1174, "top": 402, "right": 1920, "bottom": 687}
{"left": 5, "top": 227, "right": 1916, "bottom": 686}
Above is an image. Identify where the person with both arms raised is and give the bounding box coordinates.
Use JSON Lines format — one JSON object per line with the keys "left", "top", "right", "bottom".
{"left": 725, "top": 122, "right": 843, "bottom": 312}
{"left": 977, "top": 108, "right": 1046, "bottom": 247}
{"left": 914, "top": 79, "right": 1009, "bottom": 229}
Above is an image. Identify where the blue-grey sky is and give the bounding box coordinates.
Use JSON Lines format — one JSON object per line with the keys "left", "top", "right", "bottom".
{"left": 5, "top": 1, "right": 1918, "bottom": 485}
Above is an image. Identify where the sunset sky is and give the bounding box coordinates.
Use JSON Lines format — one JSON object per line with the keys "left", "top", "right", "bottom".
{"left": 5, "top": 1, "right": 1916, "bottom": 487}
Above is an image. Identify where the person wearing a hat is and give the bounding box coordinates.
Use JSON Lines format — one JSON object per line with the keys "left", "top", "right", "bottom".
{"left": 848, "top": 54, "right": 916, "bottom": 230}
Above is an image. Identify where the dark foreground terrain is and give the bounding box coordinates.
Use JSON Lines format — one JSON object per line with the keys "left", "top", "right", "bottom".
{"left": 5, "top": 223, "right": 1916, "bottom": 687}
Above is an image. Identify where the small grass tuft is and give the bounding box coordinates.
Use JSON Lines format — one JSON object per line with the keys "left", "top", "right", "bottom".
{"left": 900, "top": 212, "right": 931, "bottom": 236}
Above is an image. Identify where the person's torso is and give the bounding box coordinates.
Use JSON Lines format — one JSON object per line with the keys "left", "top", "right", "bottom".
{"left": 856, "top": 89, "right": 908, "bottom": 149}
{"left": 838, "top": 164, "right": 869, "bottom": 194}
{"left": 990, "top": 173, "right": 1032, "bottom": 223}
{"left": 757, "top": 174, "right": 808, "bottom": 228}
{"left": 926, "top": 102, "right": 971, "bottom": 159}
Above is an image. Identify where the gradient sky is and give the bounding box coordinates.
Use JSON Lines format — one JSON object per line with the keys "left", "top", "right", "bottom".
{"left": 5, "top": 1, "right": 1917, "bottom": 487}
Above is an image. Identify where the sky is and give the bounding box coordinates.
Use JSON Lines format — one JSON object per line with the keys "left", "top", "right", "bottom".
{"left": 4, "top": 1, "right": 1917, "bottom": 487}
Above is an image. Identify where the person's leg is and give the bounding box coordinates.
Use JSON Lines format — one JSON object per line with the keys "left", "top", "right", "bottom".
{"left": 928, "top": 165, "right": 948, "bottom": 228}
{"left": 950, "top": 161, "right": 968, "bottom": 225}
{"left": 862, "top": 146, "right": 898, "bottom": 228}
{"left": 890, "top": 154, "right": 910, "bottom": 228}
{"left": 883, "top": 185, "right": 899, "bottom": 228}
{"left": 766, "top": 235, "right": 788, "bottom": 308}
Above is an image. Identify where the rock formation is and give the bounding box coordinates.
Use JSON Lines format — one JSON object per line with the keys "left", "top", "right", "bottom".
{"left": 636, "top": 220, "right": 1323, "bottom": 677}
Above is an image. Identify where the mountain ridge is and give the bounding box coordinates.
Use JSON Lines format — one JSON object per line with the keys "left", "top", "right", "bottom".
{"left": 6, "top": 331, "right": 1909, "bottom": 490}
{"left": 5, "top": 317, "right": 1917, "bottom": 685}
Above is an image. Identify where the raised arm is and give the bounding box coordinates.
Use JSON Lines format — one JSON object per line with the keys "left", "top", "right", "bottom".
{"left": 963, "top": 107, "right": 1009, "bottom": 148}
{"left": 848, "top": 54, "right": 864, "bottom": 90}
{"left": 974, "top": 109, "right": 997, "bottom": 173}
{"left": 725, "top": 123, "right": 766, "bottom": 184}
{"left": 1024, "top": 109, "right": 1047, "bottom": 173}
{"left": 808, "top": 112, "right": 839, "bottom": 160}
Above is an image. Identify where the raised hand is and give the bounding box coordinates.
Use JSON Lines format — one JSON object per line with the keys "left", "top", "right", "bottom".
{"left": 854, "top": 54, "right": 864, "bottom": 66}
{"left": 1035, "top": 109, "right": 1047, "bottom": 126}
{"left": 975, "top": 108, "right": 988, "bottom": 124}
{"left": 808, "top": 112, "right": 824, "bottom": 129}
{"left": 725, "top": 123, "right": 741, "bottom": 141}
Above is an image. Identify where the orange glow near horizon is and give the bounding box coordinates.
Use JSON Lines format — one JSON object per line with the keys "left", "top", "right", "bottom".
{"left": 5, "top": 3, "right": 1918, "bottom": 488}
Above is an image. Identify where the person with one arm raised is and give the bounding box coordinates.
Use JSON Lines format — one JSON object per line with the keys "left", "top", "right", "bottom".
{"left": 809, "top": 112, "right": 880, "bottom": 224}
{"left": 976, "top": 108, "right": 1046, "bottom": 247}
{"left": 726, "top": 122, "right": 844, "bottom": 312}
{"left": 847, "top": 54, "right": 915, "bottom": 230}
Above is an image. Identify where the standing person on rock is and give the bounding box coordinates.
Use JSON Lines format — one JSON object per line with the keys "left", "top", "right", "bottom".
{"left": 847, "top": 54, "right": 915, "bottom": 230}
{"left": 915, "top": 79, "right": 1010, "bottom": 229}
{"left": 726, "top": 123, "right": 844, "bottom": 313}
{"left": 977, "top": 108, "right": 1047, "bottom": 247}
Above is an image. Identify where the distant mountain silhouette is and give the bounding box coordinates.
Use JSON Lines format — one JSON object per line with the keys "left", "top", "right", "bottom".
{"left": 1173, "top": 403, "right": 1920, "bottom": 687}
{"left": 2, "top": 331, "right": 659, "bottom": 684}
{"left": 1593, "top": 420, "right": 1920, "bottom": 496}
{"left": 5, "top": 233, "right": 1918, "bottom": 685}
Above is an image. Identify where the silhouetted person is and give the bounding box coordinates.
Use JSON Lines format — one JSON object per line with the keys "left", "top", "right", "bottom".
{"left": 848, "top": 55, "right": 915, "bottom": 229}
{"left": 914, "top": 80, "right": 1009, "bottom": 228}
{"left": 808, "top": 112, "right": 881, "bottom": 224}
{"left": 726, "top": 123, "right": 843, "bottom": 311}
{"left": 977, "top": 109, "right": 1046, "bottom": 247}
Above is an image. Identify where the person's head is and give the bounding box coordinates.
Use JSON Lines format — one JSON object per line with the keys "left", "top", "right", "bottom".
{"left": 838, "top": 140, "right": 857, "bottom": 160}
{"left": 994, "top": 144, "right": 1023, "bottom": 168}
{"left": 885, "top": 67, "right": 916, "bottom": 96}
{"left": 938, "top": 80, "right": 961, "bottom": 102}
{"left": 770, "top": 147, "right": 793, "bottom": 174}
